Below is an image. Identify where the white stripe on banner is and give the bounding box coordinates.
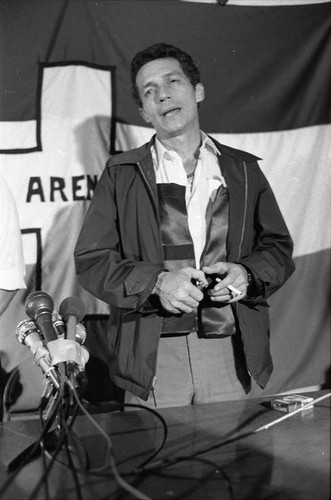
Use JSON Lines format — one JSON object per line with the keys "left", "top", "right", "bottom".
{"left": 0, "top": 64, "right": 112, "bottom": 314}
{"left": 0, "top": 120, "right": 38, "bottom": 150}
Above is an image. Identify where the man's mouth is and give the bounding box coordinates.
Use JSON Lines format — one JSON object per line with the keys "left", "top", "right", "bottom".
{"left": 162, "top": 107, "right": 180, "bottom": 117}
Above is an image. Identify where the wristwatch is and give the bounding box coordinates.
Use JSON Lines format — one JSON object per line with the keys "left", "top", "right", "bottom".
{"left": 245, "top": 268, "right": 263, "bottom": 297}
{"left": 246, "top": 270, "right": 253, "bottom": 285}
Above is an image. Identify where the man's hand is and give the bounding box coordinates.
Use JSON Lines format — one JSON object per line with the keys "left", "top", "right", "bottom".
{"left": 153, "top": 267, "right": 206, "bottom": 314}
{"left": 202, "top": 262, "right": 248, "bottom": 303}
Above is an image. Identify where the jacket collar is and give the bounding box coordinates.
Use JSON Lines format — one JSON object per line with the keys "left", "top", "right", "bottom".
{"left": 107, "top": 136, "right": 156, "bottom": 166}
{"left": 208, "top": 136, "right": 262, "bottom": 163}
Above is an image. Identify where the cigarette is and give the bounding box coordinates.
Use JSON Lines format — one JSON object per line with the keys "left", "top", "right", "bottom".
{"left": 227, "top": 284, "right": 241, "bottom": 296}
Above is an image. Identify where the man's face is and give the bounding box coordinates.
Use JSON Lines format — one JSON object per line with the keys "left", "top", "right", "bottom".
{"left": 136, "top": 58, "right": 205, "bottom": 141}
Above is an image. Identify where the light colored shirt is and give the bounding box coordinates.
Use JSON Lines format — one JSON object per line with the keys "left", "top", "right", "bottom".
{"left": 152, "top": 132, "right": 226, "bottom": 268}
{"left": 0, "top": 176, "right": 26, "bottom": 290}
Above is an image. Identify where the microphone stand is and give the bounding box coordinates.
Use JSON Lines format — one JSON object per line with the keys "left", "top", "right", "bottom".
{"left": 7, "top": 292, "right": 90, "bottom": 480}
{"left": 6, "top": 367, "right": 89, "bottom": 473}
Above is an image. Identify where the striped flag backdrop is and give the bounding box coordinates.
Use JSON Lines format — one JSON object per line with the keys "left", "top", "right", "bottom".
{"left": 0, "top": 0, "right": 330, "bottom": 407}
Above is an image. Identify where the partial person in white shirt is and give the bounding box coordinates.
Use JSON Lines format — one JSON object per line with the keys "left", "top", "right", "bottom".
{"left": 0, "top": 175, "right": 26, "bottom": 418}
{"left": 0, "top": 175, "right": 26, "bottom": 316}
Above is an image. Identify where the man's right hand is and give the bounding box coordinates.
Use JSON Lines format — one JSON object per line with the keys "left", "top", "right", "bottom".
{"left": 153, "top": 267, "right": 206, "bottom": 314}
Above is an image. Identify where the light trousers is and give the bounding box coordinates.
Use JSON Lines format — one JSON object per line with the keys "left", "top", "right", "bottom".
{"left": 125, "top": 332, "right": 265, "bottom": 408}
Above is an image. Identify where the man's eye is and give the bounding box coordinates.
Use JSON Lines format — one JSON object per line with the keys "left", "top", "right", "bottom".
{"left": 145, "top": 88, "right": 154, "bottom": 96}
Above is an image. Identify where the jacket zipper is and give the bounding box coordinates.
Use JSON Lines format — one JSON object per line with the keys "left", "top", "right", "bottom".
{"left": 137, "top": 160, "right": 161, "bottom": 395}
{"left": 236, "top": 160, "right": 251, "bottom": 375}
{"left": 234, "top": 160, "right": 248, "bottom": 318}
{"left": 237, "top": 160, "right": 248, "bottom": 261}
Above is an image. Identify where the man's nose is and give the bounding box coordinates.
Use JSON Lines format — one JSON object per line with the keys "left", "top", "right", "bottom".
{"left": 157, "top": 84, "right": 171, "bottom": 102}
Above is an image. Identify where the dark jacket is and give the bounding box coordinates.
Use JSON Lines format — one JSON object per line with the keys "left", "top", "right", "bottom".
{"left": 74, "top": 136, "right": 295, "bottom": 400}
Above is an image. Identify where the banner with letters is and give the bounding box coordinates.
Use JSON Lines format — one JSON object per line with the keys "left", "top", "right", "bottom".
{"left": 0, "top": 0, "right": 330, "bottom": 400}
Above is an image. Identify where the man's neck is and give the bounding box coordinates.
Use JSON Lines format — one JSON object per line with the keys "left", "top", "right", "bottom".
{"left": 157, "top": 129, "right": 202, "bottom": 175}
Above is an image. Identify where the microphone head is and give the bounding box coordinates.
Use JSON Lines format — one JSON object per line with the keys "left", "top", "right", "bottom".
{"left": 75, "top": 323, "right": 87, "bottom": 345}
{"left": 25, "top": 291, "right": 54, "bottom": 319}
{"left": 16, "top": 319, "right": 39, "bottom": 344}
{"left": 52, "top": 310, "right": 64, "bottom": 327}
{"left": 59, "top": 296, "right": 85, "bottom": 322}
{"left": 52, "top": 310, "right": 66, "bottom": 337}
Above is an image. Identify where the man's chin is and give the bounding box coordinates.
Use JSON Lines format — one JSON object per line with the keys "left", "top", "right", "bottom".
{"left": 156, "top": 122, "right": 188, "bottom": 140}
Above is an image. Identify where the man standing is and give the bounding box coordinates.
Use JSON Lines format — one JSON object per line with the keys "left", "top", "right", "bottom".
{"left": 74, "top": 43, "right": 294, "bottom": 407}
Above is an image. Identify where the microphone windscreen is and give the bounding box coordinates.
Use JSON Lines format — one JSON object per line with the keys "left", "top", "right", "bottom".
{"left": 16, "top": 319, "right": 39, "bottom": 344}
{"left": 59, "top": 296, "right": 85, "bottom": 322}
{"left": 25, "top": 291, "right": 54, "bottom": 318}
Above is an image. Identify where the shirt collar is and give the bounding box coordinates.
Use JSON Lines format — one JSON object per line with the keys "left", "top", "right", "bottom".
{"left": 200, "top": 131, "right": 220, "bottom": 157}
{"left": 152, "top": 131, "right": 220, "bottom": 169}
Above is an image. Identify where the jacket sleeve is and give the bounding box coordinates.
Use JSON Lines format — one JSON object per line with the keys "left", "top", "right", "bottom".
{"left": 238, "top": 162, "right": 295, "bottom": 301}
{"left": 74, "top": 165, "right": 163, "bottom": 310}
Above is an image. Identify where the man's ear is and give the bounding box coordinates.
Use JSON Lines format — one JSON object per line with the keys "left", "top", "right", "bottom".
{"left": 139, "top": 107, "right": 151, "bottom": 124}
{"left": 195, "top": 83, "right": 205, "bottom": 104}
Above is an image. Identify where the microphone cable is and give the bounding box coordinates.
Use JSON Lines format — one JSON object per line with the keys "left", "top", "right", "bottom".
{"left": 55, "top": 385, "right": 169, "bottom": 476}
{"left": 0, "top": 380, "right": 65, "bottom": 499}
{"left": 28, "top": 380, "right": 85, "bottom": 500}
{"left": 122, "top": 403, "right": 168, "bottom": 471}
{"left": 66, "top": 379, "right": 153, "bottom": 500}
{"left": 33, "top": 378, "right": 169, "bottom": 499}
{"left": 2, "top": 363, "right": 24, "bottom": 422}
{"left": 39, "top": 387, "right": 89, "bottom": 472}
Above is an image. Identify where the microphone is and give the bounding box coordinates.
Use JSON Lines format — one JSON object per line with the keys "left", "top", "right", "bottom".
{"left": 52, "top": 310, "right": 66, "bottom": 338}
{"left": 53, "top": 310, "right": 87, "bottom": 346}
{"left": 75, "top": 322, "right": 87, "bottom": 345}
{"left": 58, "top": 296, "right": 88, "bottom": 392}
{"left": 16, "top": 319, "right": 60, "bottom": 390}
{"left": 25, "top": 291, "right": 58, "bottom": 344}
{"left": 59, "top": 296, "right": 85, "bottom": 341}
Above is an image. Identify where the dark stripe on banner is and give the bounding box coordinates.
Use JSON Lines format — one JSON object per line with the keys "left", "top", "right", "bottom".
{"left": 1, "top": 1, "right": 330, "bottom": 132}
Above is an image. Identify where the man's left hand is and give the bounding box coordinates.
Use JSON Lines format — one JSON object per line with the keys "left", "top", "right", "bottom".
{"left": 202, "top": 262, "right": 248, "bottom": 303}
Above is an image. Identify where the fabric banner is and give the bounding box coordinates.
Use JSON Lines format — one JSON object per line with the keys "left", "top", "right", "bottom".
{"left": 0, "top": 0, "right": 330, "bottom": 405}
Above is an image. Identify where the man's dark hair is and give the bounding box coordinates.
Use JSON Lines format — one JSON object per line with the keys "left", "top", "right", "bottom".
{"left": 130, "top": 42, "right": 201, "bottom": 106}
